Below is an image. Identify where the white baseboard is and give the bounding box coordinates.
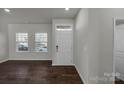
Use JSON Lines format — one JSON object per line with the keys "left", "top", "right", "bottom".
{"left": 0, "top": 59, "right": 9, "bottom": 63}
{"left": 0, "top": 58, "right": 52, "bottom": 63}
{"left": 52, "top": 63, "right": 74, "bottom": 66}
{"left": 74, "top": 64, "right": 87, "bottom": 84}
{"left": 8, "top": 58, "right": 52, "bottom": 61}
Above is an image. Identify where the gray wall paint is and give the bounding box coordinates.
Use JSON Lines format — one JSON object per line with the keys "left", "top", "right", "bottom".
{"left": 74, "top": 9, "right": 89, "bottom": 83}
{"left": 74, "top": 8, "right": 124, "bottom": 84}
{"left": 74, "top": 9, "right": 100, "bottom": 83}
{"left": 97, "top": 8, "right": 124, "bottom": 84}
{"left": 0, "top": 15, "right": 9, "bottom": 62}
{"left": 8, "top": 24, "right": 52, "bottom": 60}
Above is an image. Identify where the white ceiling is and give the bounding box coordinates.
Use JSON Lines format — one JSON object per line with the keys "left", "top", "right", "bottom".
{"left": 0, "top": 8, "right": 80, "bottom": 24}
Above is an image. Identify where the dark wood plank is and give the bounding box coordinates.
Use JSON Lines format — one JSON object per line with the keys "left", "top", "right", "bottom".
{"left": 0, "top": 60, "right": 83, "bottom": 84}
{"left": 115, "top": 77, "right": 124, "bottom": 84}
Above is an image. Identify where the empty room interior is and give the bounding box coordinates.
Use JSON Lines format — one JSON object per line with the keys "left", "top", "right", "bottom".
{"left": 1, "top": 8, "right": 124, "bottom": 84}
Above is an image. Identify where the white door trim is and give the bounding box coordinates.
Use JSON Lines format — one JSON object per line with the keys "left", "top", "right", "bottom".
{"left": 113, "top": 17, "right": 124, "bottom": 83}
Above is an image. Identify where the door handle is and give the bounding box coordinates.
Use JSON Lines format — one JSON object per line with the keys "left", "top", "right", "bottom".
{"left": 56, "top": 45, "right": 59, "bottom": 52}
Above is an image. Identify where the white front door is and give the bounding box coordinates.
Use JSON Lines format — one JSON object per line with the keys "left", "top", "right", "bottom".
{"left": 55, "top": 25, "right": 73, "bottom": 65}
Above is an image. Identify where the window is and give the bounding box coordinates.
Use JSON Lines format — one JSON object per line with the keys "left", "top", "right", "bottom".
{"left": 16, "top": 33, "right": 28, "bottom": 52}
{"left": 56, "top": 24, "right": 72, "bottom": 31}
{"left": 35, "top": 33, "right": 48, "bottom": 52}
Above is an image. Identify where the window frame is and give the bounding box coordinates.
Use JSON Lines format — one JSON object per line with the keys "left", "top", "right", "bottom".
{"left": 16, "top": 32, "right": 29, "bottom": 52}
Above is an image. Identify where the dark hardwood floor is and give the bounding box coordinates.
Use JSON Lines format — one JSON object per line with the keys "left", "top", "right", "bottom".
{"left": 115, "top": 77, "right": 124, "bottom": 84}
{"left": 0, "top": 60, "right": 83, "bottom": 84}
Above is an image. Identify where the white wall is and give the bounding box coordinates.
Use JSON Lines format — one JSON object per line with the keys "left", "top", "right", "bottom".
{"left": 97, "top": 9, "right": 124, "bottom": 84}
{"left": 74, "top": 8, "right": 124, "bottom": 84}
{"left": 114, "top": 23, "right": 124, "bottom": 80}
{"left": 0, "top": 15, "right": 9, "bottom": 62}
{"left": 8, "top": 24, "right": 52, "bottom": 60}
{"left": 74, "top": 9, "right": 100, "bottom": 83}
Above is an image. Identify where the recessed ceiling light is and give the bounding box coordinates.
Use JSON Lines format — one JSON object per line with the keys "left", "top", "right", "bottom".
{"left": 65, "top": 8, "right": 69, "bottom": 11}
{"left": 4, "top": 8, "right": 10, "bottom": 13}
